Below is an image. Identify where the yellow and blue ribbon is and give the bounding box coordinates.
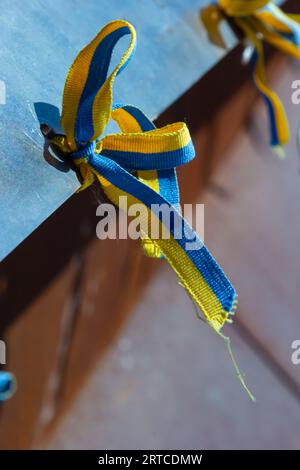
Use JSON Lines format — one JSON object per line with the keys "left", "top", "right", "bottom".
{"left": 201, "top": 0, "right": 300, "bottom": 155}
{"left": 48, "top": 20, "right": 237, "bottom": 332}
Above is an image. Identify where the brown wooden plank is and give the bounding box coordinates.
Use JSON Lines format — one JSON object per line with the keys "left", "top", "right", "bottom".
{"left": 58, "top": 238, "right": 133, "bottom": 409}
{"left": 52, "top": 235, "right": 161, "bottom": 425}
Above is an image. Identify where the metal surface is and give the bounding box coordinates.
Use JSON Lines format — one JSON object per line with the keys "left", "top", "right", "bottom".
{"left": 0, "top": 0, "right": 238, "bottom": 261}
{"left": 0, "top": 372, "right": 16, "bottom": 401}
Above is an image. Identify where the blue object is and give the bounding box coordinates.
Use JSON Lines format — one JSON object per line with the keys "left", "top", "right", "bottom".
{"left": 0, "top": 372, "right": 16, "bottom": 401}
{"left": 0, "top": 0, "right": 285, "bottom": 261}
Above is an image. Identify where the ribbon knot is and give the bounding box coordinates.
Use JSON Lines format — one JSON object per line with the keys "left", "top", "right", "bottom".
{"left": 201, "top": 0, "right": 300, "bottom": 155}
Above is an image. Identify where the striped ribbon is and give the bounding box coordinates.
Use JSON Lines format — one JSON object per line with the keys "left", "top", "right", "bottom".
{"left": 201, "top": 0, "right": 300, "bottom": 156}
{"left": 48, "top": 20, "right": 237, "bottom": 333}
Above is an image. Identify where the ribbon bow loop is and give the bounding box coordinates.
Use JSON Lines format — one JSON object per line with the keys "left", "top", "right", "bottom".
{"left": 61, "top": 20, "right": 136, "bottom": 150}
